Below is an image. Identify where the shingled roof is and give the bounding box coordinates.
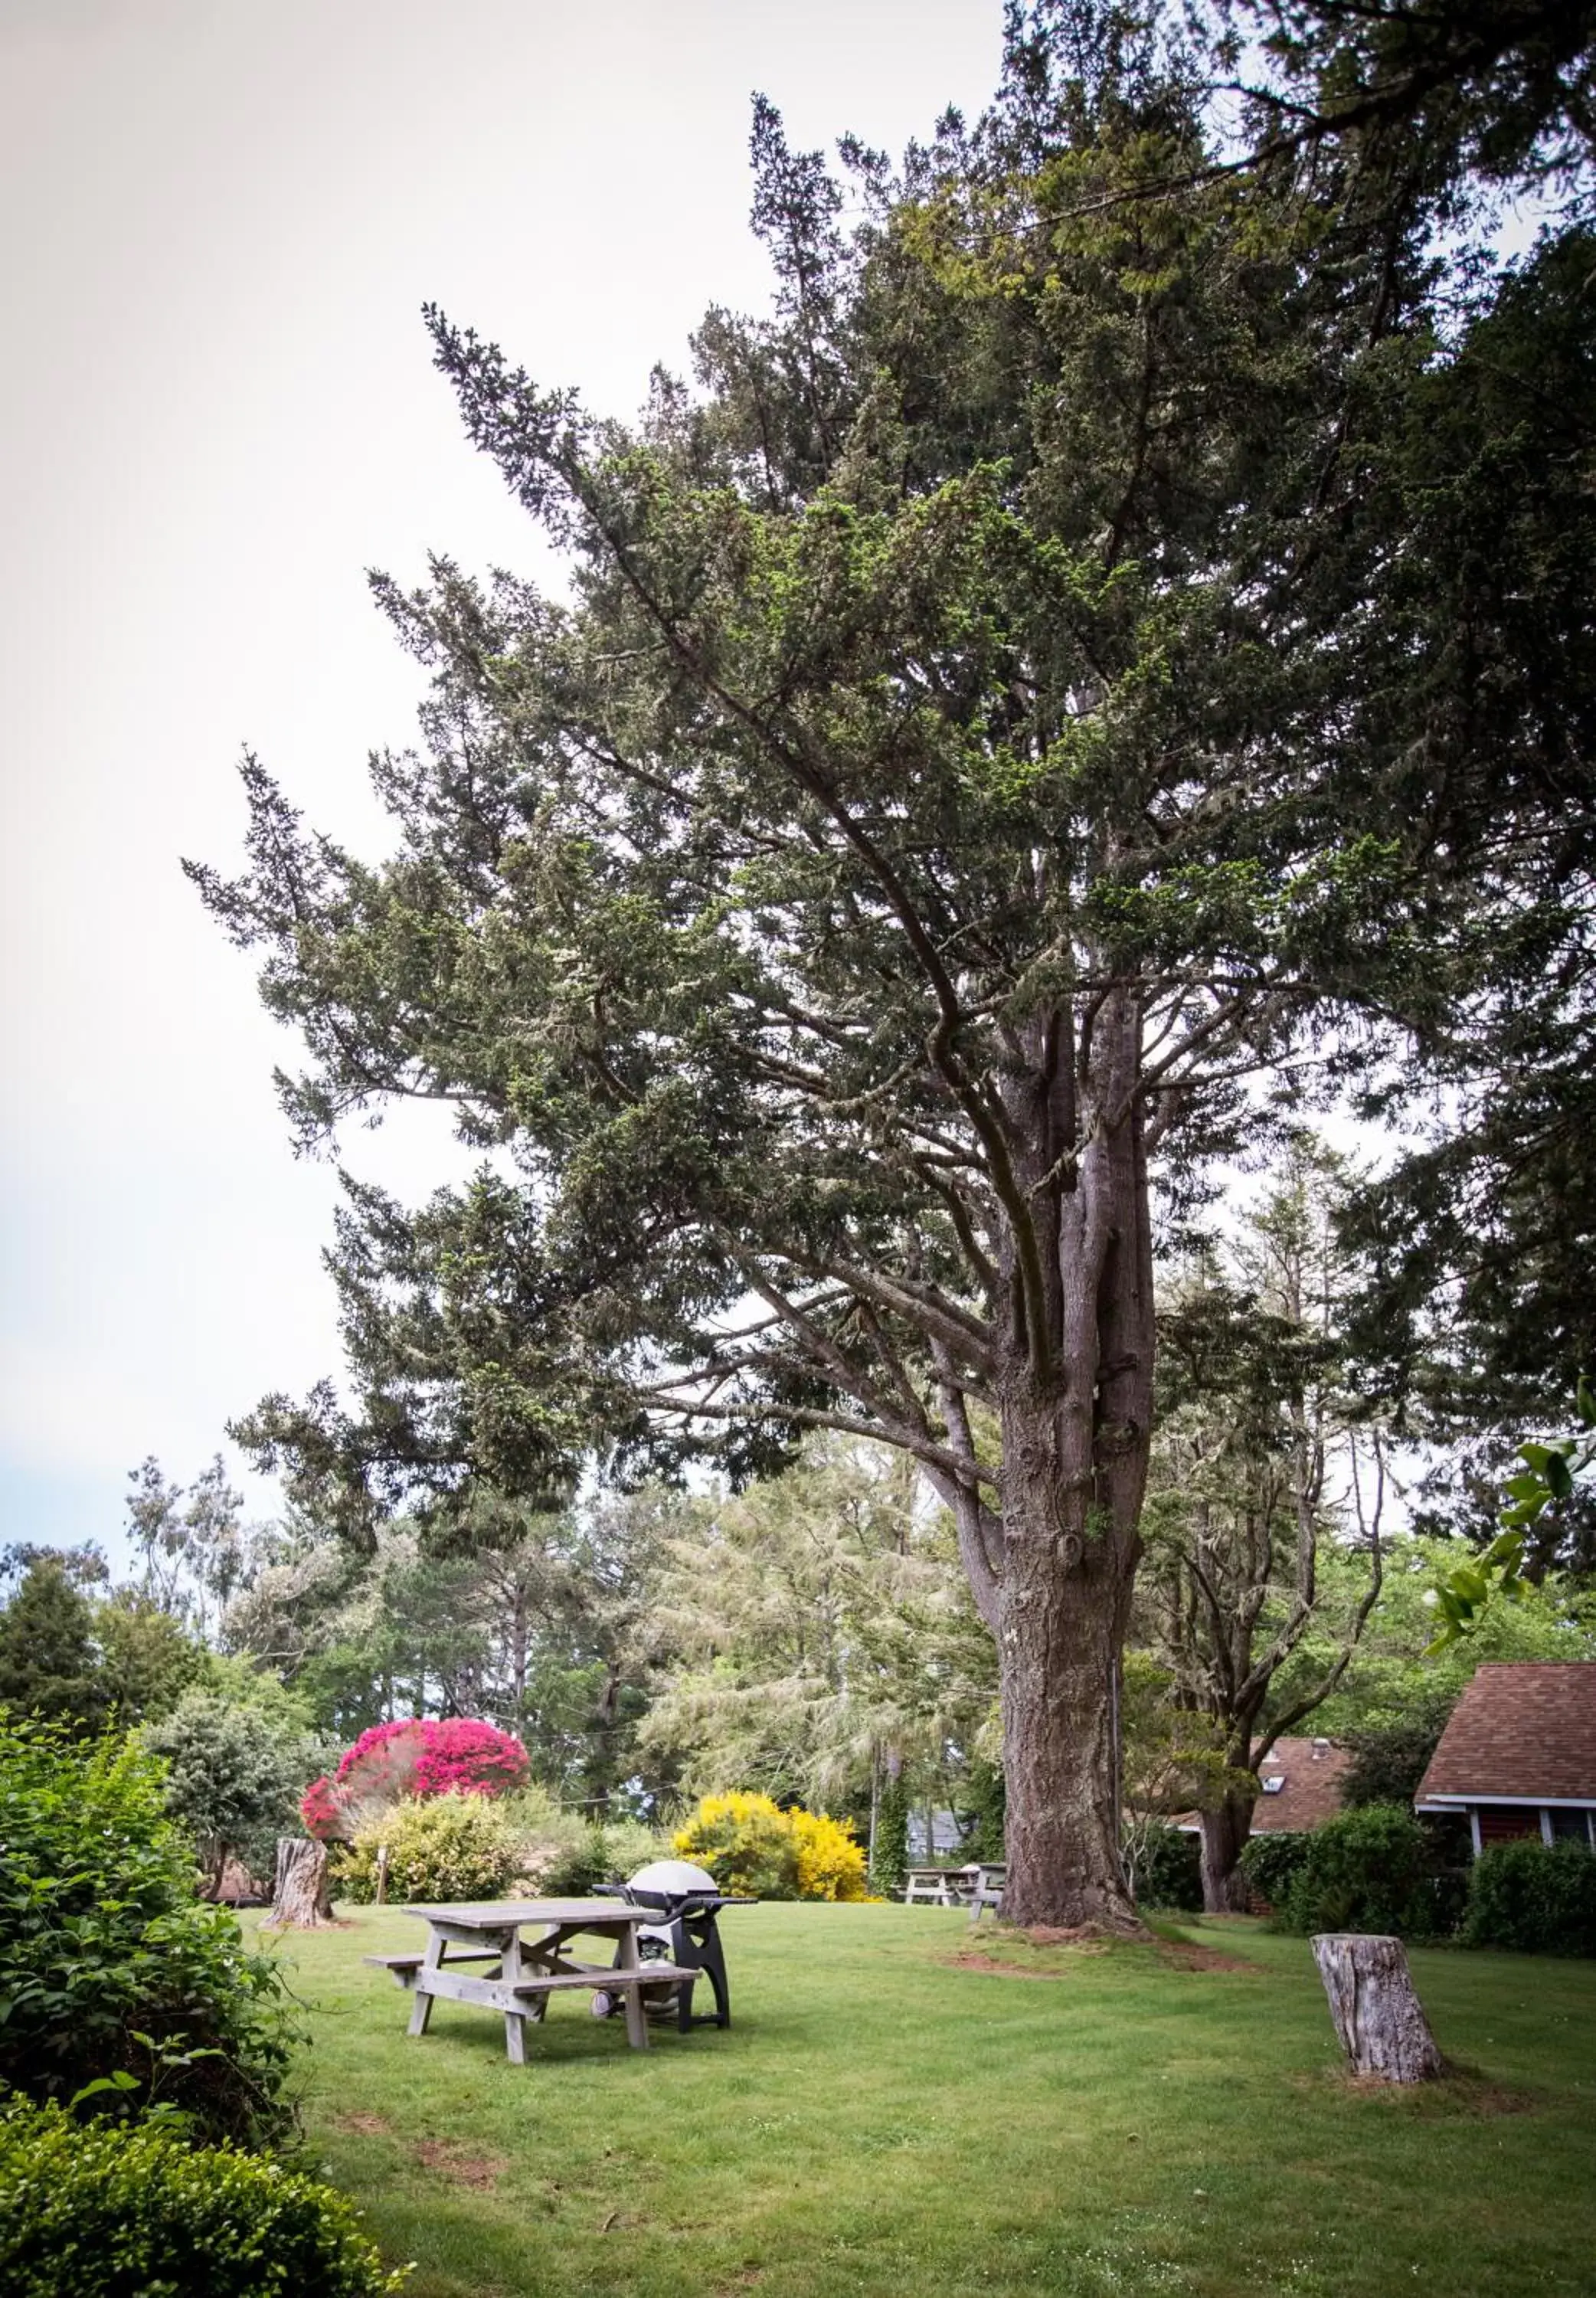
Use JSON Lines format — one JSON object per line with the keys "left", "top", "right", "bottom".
{"left": 1251, "top": 1737, "right": 1352, "bottom": 1832}
{"left": 1416, "top": 1664, "right": 1596, "bottom": 1804}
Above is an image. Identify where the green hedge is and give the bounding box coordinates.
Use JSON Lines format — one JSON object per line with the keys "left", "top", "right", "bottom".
{"left": 0, "top": 1715, "right": 297, "bottom": 2145}
{"left": 1268, "top": 1805, "right": 1441, "bottom": 1938}
{"left": 1465, "top": 1840, "right": 1596, "bottom": 1956}
{"left": 0, "top": 2102, "right": 404, "bottom": 2297}
{"left": 1130, "top": 1822, "right": 1203, "bottom": 1912}
{"left": 1236, "top": 1829, "right": 1313, "bottom": 1910}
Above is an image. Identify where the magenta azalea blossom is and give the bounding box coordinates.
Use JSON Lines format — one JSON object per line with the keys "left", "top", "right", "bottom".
{"left": 301, "top": 1718, "right": 529, "bottom": 1841}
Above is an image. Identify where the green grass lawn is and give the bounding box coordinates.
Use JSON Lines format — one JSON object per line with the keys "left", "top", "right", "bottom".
{"left": 259, "top": 1903, "right": 1596, "bottom": 2298}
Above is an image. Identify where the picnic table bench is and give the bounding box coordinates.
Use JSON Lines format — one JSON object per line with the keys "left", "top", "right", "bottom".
{"left": 365, "top": 1898, "right": 695, "bottom": 2063}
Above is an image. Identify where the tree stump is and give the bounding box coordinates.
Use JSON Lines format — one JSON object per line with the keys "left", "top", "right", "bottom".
{"left": 268, "top": 1836, "right": 334, "bottom": 1928}
{"left": 1311, "top": 1933, "right": 1441, "bottom": 2083}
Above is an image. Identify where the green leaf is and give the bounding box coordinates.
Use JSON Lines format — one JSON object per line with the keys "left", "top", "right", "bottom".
{"left": 68, "top": 2070, "right": 141, "bottom": 2106}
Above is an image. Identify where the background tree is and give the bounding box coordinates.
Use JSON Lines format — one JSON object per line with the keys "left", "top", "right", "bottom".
{"left": 0, "top": 1555, "right": 108, "bottom": 1735}
{"left": 191, "top": 2, "right": 1594, "bottom": 1924}
{"left": 96, "top": 1590, "right": 212, "bottom": 1725}
{"left": 227, "top": 1487, "right": 675, "bottom": 1809}
{"left": 1137, "top": 1138, "right": 1385, "bottom": 1909}
{"left": 638, "top": 1434, "right": 993, "bottom": 1829}
{"left": 143, "top": 1691, "right": 314, "bottom": 1897}
{"left": 123, "top": 1455, "right": 264, "bottom": 1645}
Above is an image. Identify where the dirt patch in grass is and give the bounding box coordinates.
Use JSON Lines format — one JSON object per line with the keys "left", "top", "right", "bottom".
{"left": 1156, "top": 1940, "right": 1258, "bottom": 1974}
{"left": 333, "top": 2112, "right": 394, "bottom": 2137}
{"left": 414, "top": 2137, "right": 510, "bottom": 2189}
{"left": 1297, "top": 2065, "right": 1539, "bottom": 2117}
{"left": 952, "top": 1953, "right": 1076, "bottom": 1980}
{"left": 946, "top": 1926, "right": 1117, "bottom": 1979}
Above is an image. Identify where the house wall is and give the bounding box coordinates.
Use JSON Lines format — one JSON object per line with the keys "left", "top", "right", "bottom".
{"left": 1461, "top": 1804, "right": 1596, "bottom": 1855}
{"left": 1476, "top": 1805, "right": 1542, "bottom": 1848}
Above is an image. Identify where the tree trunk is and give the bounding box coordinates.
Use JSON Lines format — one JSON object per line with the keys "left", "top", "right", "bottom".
{"left": 997, "top": 1386, "right": 1143, "bottom": 1933}
{"left": 1199, "top": 1791, "right": 1256, "bottom": 1913}
{"left": 1311, "top": 1933, "right": 1441, "bottom": 2082}
{"left": 268, "top": 1836, "right": 334, "bottom": 1928}
{"left": 993, "top": 997, "right": 1154, "bottom": 1935}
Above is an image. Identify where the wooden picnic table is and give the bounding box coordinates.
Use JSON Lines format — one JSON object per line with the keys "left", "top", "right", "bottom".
{"left": 901, "top": 1863, "right": 1007, "bottom": 1918}
{"left": 363, "top": 1898, "right": 695, "bottom": 2064}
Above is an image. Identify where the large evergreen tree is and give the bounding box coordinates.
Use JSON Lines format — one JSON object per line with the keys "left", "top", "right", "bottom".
{"left": 192, "top": 3, "right": 1594, "bottom": 1924}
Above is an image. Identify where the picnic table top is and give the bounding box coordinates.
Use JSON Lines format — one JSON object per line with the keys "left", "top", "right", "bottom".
{"left": 404, "top": 1899, "right": 652, "bottom": 1929}
{"left": 905, "top": 1862, "right": 1004, "bottom": 1878}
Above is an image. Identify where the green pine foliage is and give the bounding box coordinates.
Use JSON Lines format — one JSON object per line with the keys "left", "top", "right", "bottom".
{"left": 0, "top": 1558, "right": 108, "bottom": 1734}
{"left": 0, "top": 2102, "right": 404, "bottom": 2297}
{"left": 185, "top": 0, "right": 1596, "bottom": 1925}
{"left": 0, "top": 1716, "right": 298, "bottom": 2145}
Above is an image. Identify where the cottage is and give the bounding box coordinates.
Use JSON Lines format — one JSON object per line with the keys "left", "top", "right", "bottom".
{"left": 1414, "top": 1662, "right": 1596, "bottom": 1856}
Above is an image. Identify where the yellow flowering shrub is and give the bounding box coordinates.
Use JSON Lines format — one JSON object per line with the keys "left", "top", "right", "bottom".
{"left": 790, "top": 1806, "right": 871, "bottom": 1900}
{"left": 673, "top": 1792, "right": 872, "bottom": 1900}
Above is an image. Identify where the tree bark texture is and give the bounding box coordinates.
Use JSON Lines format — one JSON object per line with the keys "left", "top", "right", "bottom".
{"left": 1311, "top": 1933, "right": 1441, "bottom": 2082}
{"left": 269, "top": 1835, "right": 334, "bottom": 1928}
{"left": 993, "top": 994, "right": 1153, "bottom": 1933}
{"left": 1200, "top": 1792, "right": 1257, "bottom": 1913}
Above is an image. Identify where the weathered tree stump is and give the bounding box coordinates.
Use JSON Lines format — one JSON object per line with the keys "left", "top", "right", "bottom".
{"left": 268, "top": 1836, "right": 334, "bottom": 1928}
{"left": 1311, "top": 1933, "right": 1441, "bottom": 2083}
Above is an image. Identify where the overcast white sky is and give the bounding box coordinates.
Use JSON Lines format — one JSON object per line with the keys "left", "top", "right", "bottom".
{"left": 0, "top": 0, "right": 1004, "bottom": 1561}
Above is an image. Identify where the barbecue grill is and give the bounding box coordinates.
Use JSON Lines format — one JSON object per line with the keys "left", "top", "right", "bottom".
{"left": 590, "top": 1859, "right": 751, "bottom": 2031}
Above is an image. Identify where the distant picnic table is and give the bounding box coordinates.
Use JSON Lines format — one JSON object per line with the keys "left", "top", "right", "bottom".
{"left": 365, "top": 1898, "right": 695, "bottom": 2063}
{"left": 901, "top": 1863, "right": 1006, "bottom": 1919}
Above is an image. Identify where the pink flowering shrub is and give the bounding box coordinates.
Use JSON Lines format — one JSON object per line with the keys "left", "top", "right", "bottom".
{"left": 411, "top": 1718, "right": 530, "bottom": 1799}
{"left": 299, "top": 1718, "right": 529, "bottom": 1842}
{"left": 299, "top": 1774, "right": 345, "bottom": 1842}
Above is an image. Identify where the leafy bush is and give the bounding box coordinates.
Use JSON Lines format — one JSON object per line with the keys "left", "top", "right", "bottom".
{"left": 143, "top": 1692, "right": 311, "bottom": 1892}
{"left": 303, "top": 1718, "right": 529, "bottom": 1841}
{"left": 535, "top": 1817, "right": 665, "bottom": 1897}
{"left": 1128, "top": 1821, "right": 1202, "bottom": 1911}
{"left": 0, "top": 1717, "right": 297, "bottom": 2144}
{"left": 337, "top": 1792, "right": 518, "bottom": 1904}
{"left": 1464, "top": 1839, "right": 1596, "bottom": 1956}
{"left": 1237, "top": 1829, "right": 1313, "bottom": 1911}
{"left": 672, "top": 1792, "right": 867, "bottom": 1899}
{"left": 0, "top": 2100, "right": 404, "bottom": 2296}
{"left": 1274, "top": 1804, "right": 1439, "bottom": 1937}
{"left": 494, "top": 1782, "right": 587, "bottom": 1888}
{"left": 790, "top": 1807, "right": 871, "bottom": 1900}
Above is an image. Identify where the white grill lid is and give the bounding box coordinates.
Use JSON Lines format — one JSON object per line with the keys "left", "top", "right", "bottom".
{"left": 627, "top": 1858, "right": 718, "bottom": 1895}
